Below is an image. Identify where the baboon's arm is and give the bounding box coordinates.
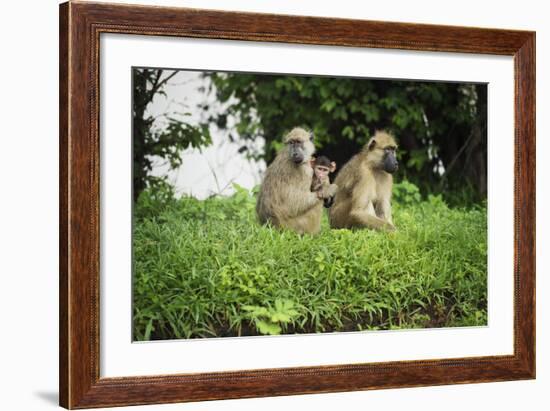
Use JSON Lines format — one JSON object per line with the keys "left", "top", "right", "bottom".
{"left": 283, "top": 187, "right": 322, "bottom": 219}
{"left": 349, "top": 185, "right": 394, "bottom": 231}
{"left": 318, "top": 182, "right": 338, "bottom": 198}
{"left": 376, "top": 198, "right": 393, "bottom": 224}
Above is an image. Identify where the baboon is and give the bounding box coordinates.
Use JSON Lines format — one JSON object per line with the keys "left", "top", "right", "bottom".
{"left": 256, "top": 127, "right": 337, "bottom": 234}
{"left": 310, "top": 155, "right": 337, "bottom": 208}
{"left": 329, "top": 131, "right": 398, "bottom": 231}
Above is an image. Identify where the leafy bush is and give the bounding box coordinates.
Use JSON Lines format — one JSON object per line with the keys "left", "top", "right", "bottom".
{"left": 133, "top": 183, "right": 487, "bottom": 340}
{"left": 392, "top": 180, "right": 422, "bottom": 205}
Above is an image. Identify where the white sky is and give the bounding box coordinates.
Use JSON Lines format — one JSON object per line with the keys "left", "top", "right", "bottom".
{"left": 144, "top": 70, "right": 265, "bottom": 199}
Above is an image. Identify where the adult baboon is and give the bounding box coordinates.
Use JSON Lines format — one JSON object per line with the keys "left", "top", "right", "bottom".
{"left": 256, "top": 127, "right": 337, "bottom": 234}
{"left": 329, "top": 131, "right": 398, "bottom": 231}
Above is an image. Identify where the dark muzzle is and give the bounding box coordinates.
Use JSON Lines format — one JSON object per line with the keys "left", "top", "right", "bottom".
{"left": 292, "top": 153, "right": 304, "bottom": 164}
{"left": 383, "top": 155, "right": 398, "bottom": 174}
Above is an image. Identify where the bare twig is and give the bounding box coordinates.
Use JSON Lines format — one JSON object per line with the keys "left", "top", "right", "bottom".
{"left": 204, "top": 158, "right": 222, "bottom": 194}
{"left": 439, "top": 130, "right": 475, "bottom": 189}
{"left": 151, "top": 71, "right": 179, "bottom": 96}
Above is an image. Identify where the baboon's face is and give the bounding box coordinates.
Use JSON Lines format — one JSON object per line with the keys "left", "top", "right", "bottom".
{"left": 287, "top": 138, "right": 315, "bottom": 165}
{"left": 368, "top": 133, "right": 399, "bottom": 174}
{"left": 283, "top": 128, "right": 316, "bottom": 165}
{"left": 314, "top": 165, "right": 331, "bottom": 180}
{"left": 312, "top": 160, "right": 336, "bottom": 181}
{"left": 382, "top": 146, "right": 399, "bottom": 173}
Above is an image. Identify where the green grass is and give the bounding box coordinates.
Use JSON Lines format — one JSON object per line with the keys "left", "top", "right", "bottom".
{"left": 133, "top": 182, "right": 487, "bottom": 341}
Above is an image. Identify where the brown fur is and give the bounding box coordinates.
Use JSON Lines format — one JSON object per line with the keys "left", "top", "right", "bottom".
{"left": 311, "top": 178, "right": 324, "bottom": 193}
{"left": 329, "top": 131, "right": 397, "bottom": 231}
{"left": 256, "top": 127, "right": 336, "bottom": 234}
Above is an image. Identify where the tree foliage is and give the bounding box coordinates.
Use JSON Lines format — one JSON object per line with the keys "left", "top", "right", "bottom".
{"left": 207, "top": 73, "right": 487, "bottom": 204}
{"left": 133, "top": 69, "right": 212, "bottom": 201}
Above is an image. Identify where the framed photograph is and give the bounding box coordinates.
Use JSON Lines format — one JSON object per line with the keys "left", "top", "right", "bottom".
{"left": 59, "top": 1, "right": 535, "bottom": 409}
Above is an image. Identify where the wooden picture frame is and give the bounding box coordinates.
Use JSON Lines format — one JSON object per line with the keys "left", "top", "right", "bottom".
{"left": 59, "top": 1, "right": 535, "bottom": 408}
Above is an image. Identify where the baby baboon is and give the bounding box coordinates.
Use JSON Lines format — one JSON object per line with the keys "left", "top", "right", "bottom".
{"left": 329, "top": 131, "right": 398, "bottom": 231}
{"left": 310, "top": 155, "right": 337, "bottom": 208}
{"left": 256, "top": 127, "right": 336, "bottom": 234}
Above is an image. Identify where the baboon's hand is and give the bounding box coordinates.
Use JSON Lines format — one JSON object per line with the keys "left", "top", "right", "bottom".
{"left": 384, "top": 222, "right": 397, "bottom": 232}
{"left": 317, "top": 184, "right": 338, "bottom": 199}
{"left": 327, "top": 183, "right": 338, "bottom": 197}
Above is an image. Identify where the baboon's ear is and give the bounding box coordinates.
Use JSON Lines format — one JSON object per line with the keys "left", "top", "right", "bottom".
{"left": 330, "top": 162, "right": 337, "bottom": 172}
{"left": 309, "top": 131, "right": 314, "bottom": 142}
{"left": 368, "top": 138, "right": 377, "bottom": 151}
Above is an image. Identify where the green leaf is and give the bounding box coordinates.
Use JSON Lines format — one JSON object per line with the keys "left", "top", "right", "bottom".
{"left": 144, "top": 319, "right": 154, "bottom": 341}
{"left": 255, "top": 320, "right": 282, "bottom": 335}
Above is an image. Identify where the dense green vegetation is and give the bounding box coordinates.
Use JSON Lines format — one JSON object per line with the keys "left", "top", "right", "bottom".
{"left": 132, "top": 68, "right": 487, "bottom": 206}
{"left": 133, "top": 182, "right": 487, "bottom": 341}
{"left": 131, "top": 68, "right": 489, "bottom": 341}
{"left": 207, "top": 73, "right": 487, "bottom": 205}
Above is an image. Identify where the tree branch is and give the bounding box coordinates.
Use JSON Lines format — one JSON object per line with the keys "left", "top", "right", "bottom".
{"left": 151, "top": 71, "right": 179, "bottom": 96}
